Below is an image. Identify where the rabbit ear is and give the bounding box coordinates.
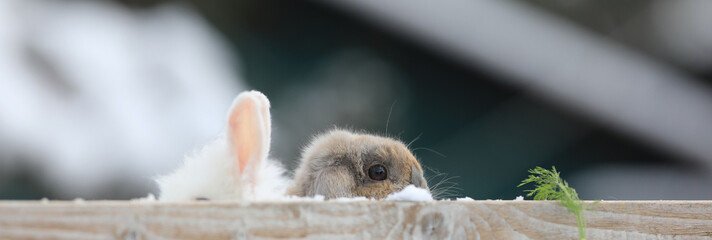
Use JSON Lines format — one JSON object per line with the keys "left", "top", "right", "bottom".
{"left": 411, "top": 164, "right": 429, "bottom": 190}
{"left": 227, "top": 91, "right": 271, "bottom": 176}
{"left": 253, "top": 91, "right": 271, "bottom": 143}
{"left": 309, "top": 166, "right": 355, "bottom": 199}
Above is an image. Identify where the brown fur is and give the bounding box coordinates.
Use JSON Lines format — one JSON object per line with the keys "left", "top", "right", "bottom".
{"left": 287, "top": 129, "right": 429, "bottom": 199}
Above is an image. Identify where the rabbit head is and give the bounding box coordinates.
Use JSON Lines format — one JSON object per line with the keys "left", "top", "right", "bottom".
{"left": 287, "top": 129, "right": 429, "bottom": 199}
{"left": 156, "top": 91, "right": 288, "bottom": 201}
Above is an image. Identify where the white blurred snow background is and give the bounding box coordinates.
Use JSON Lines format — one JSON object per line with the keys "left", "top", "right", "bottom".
{"left": 0, "top": 0, "right": 242, "bottom": 198}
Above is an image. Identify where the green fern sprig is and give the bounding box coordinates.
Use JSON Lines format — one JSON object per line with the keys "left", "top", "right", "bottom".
{"left": 518, "top": 166, "right": 587, "bottom": 240}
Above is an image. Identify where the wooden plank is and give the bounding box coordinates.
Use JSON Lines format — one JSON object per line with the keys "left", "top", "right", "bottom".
{"left": 0, "top": 201, "right": 711, "bottom": 239}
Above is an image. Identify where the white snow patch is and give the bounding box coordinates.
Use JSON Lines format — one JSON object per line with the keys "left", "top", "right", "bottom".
{"left": 131, "top": 193, "right": 157, "bottom": 202}
{"left": 384, "top": 185, "right": 433, "bottom": 202}
{"left": 281, "top": 194, "right": 326, "bottom": 202}
{"left": 514, "top": 196, "right": 524, "bottom": 201}
{"left": 456, "top": 197, "right": 475, "bottom": 202}
{"left": 332, "top": 196, "right": 371, "bottom": 202}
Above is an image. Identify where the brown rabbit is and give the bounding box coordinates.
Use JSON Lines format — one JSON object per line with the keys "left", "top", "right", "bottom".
{"left": 287, "top": 129, "right": 429, "bottom": 199}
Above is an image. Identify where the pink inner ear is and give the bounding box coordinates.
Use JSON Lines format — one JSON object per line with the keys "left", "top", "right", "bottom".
{"left": 228, "top": 99, "right": 263, "bottom": 175}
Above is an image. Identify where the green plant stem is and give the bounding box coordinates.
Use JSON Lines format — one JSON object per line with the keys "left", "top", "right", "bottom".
{"left": 519, "top": 166, "right": 587, "bottom": 240}
{"left": 558, "top": 181, "right": 586, "bottom": 240}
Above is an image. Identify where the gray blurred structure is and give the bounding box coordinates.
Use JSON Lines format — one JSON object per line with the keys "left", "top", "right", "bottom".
{"left": 318, "top": 0, "right": 712, "bottom": 169}
{"left": 315, "top": 0, "right": 712, "bottom": 199}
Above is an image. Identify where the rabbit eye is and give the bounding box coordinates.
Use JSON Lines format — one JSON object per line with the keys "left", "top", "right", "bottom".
{"left": 194, "top": 197, "right": 210, "bottom": 201}
{"left": 368, "top": 164, "right": 388, "bottom": 181}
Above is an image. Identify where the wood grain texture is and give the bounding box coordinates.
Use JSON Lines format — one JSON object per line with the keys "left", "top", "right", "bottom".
{"left": 0, "top": 201, "right": 711, "bottom": 240}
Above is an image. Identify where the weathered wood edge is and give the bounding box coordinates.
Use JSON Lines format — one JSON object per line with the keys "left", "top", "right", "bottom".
{"left": 1, "top": 200, "right": 711, "bottom": 240}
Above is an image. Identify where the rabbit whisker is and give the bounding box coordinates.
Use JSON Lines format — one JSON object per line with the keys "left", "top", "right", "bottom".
{"left": 406, "top": 133, "right": 423, "bottom": 148}
{"left": 385, "top": 101, "right": 397, "bottom": 136}
{"left": 412, "top": 147, "right": 447, "bottom": 158}
{"left": 422, "top": 165, "right": 460, "bottom": 200}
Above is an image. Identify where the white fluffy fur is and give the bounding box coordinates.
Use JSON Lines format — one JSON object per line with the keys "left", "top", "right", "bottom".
{"left": 155, "top": 91, "right": 290, "bottom": 201}
{"left": 156, "top": 138, "right": 289, "bottom": 201}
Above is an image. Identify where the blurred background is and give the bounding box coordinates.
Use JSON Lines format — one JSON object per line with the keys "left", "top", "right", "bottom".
{"left": 2, "top": 0, "right": 712, "bottom": 200}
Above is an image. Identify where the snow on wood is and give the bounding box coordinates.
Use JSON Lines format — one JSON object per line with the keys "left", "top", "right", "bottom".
{"left": 0, "top": 201, "right": 711, "bottom": 239}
